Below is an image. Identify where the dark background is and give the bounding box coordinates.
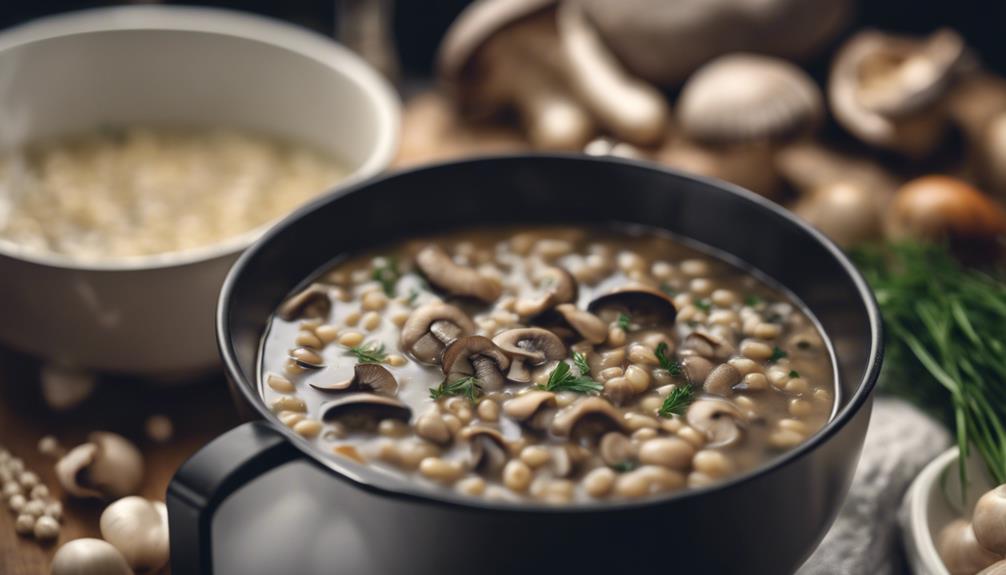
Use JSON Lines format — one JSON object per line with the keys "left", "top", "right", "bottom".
{"left": 1, "top": 0, "right": 1004, "bottom": 78}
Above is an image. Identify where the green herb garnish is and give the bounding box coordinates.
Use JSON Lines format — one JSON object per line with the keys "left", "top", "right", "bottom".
{"left": 660, "top": 283, "right": 677, "bottom": 296}
{"left": 429, "top": 376, "right": 481, "bottom": 403}
{"left": 573, "top": 351, "right": 591, "bottom": 376}
{"left": 789, "top": 370, "right": 801, "bottom": 378}
{"left": 655, "top": 342, "right": 682, "bottom": 376}
{"left": 694, "top": 298, "right": 712, "bottom": 312}
{"left": 769, "top": 346, "right": 788, "bottom": 363}
{"left": 610, "top": 461, "right": 637, "bottom": 473}
{"left": 658, "top": 384, "right": 694, "bottom": 418}
{"left": 537, "top": 361, "right": 603, "bottom": 394}
{"left": 371, "top": 257, "right": 399, "bottom": 297}
{"left": 407, "top": 287, "right": 421, "bottom": 305}
{"left": 745, "top": 294, "right": 762, "bottom": 307}
{"left": 617, "top": 313, "right": 632, "bottom": 331}
{"left": 854, "top": 242, "right": 1006, "bottom": 489}
{"left": 345, "top": 341, "right": 387, "bottom": 364}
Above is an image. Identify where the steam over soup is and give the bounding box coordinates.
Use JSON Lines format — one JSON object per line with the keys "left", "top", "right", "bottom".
{"left": 260, "top": 225, "right": 836, "bottom": 503}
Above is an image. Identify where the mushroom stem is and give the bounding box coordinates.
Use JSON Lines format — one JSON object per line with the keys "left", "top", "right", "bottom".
{"left": 557, "top": 1, "right": 668, "bottom": 146}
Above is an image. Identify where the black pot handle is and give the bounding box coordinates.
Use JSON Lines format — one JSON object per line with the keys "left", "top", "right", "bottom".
{"left": 167, "top": 421, "right": 300, "bottom": 574}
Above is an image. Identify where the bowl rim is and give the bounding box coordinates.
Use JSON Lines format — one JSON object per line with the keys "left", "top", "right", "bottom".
{"left": 903, "top": 447, "right": 957, "bottom": 575}
{"left": 0, "top": 4, "right": 400, "bottom": 272}
{"left": 218, "top": 153, "right": 884, "bottom": 514}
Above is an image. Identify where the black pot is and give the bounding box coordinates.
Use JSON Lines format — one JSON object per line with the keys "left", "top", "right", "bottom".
{"left": 168, "top": 155, "right": 882, "bottom": 575}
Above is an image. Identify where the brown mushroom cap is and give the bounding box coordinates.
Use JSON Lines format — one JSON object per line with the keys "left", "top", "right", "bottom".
{"left": 437, "top": 0, "right": 556, "bottom": 95}
{"left": 681, "top": 331, "right": 735, "bottom": 361}
{"left": 277, "top": 283, "right": 331, "bottom": 321}
{"left": 460, "top": 426, "right": 510, "bottom": 475}
{"left": 829, "top": 29, "right": 967, "bottom": 157}
{"left": 678, "top": 53, "right": 822, "bottom": 144}
{"left": 320, "top": 393, "right": 412, "bottom": 428}
{"left": 310, "top": 364, "right": 399, "bottom": 396}
{"left": 703, "top": 363, "right": 742, "bottom": 396}
{"left": 588, "top": 283, "right": 677, "bottom": 327}
{"left": 885, "top": 175, "right": 1006, "bottom": 248}
{"left": 550, "top": 397, "right": 627, "bottom": 439}
{"left": 531, "top": 303, "right": 608, "bottom": 344}
{"left": 686, "top": 399, "right": 744, "bottom": 448}
{"left": 400, "top": 302, "right": 475, "bottom": 364}
{"left": 514, "top": 266, "right": 578, "bottom": 317}
{"left": 680, "top": 356, "right": 714, "bottom": 387}
{"left": 502, "top": 390, "right": 558, "bottom": 430}
{"left": 577, "top": 0, "right": 851, "bottom": 87}
{"left": 441, "top": 335, "right": 511, "bottom": 391}
{"left": 492, "top": 327, "right": 567, "bottom": 383}
{"left": 416, "top": 245, "right": 502, "bottom": 303}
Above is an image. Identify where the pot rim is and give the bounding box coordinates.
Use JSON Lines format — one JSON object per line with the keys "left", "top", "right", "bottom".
{"left": 0, "top": 4, "right": 400, "bottom": 272}
{"left": 218, "top": 153, "right": 884, "bottom": 514}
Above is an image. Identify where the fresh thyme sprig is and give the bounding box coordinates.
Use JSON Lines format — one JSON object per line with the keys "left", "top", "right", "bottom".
{"left": 537, "top": 361, "right": 603, "bottom": 394}
{"left": 655, "top": 342, "right": 682, "bottom": 376}
{"left": 429, "top": 376, "right": 481, "bottom": 403}
{"left": 769, "top": 346, "right": 788, "bottom": 363}
{"left": 694, "top": 298, "right": 712, "bottom": 312}
{"left": 344, "top": 341, "right": 387, "bottom": 364}
{"left": 744, "top": 294, "right": 763, "bottom": 307}
{"left": 789, "top": 370, "right": 801, "bottom": 378}
{"left": 371, "top": 257, "right": 399, "bottom": 297}
{"left": 617, "top": 313, "right": 632, "bottom": 331}
{"left": 658, "top": 384, "right": 694, "bottom": 418}
{"left": 573, "top": 351, "right": 591, "bottom": 376}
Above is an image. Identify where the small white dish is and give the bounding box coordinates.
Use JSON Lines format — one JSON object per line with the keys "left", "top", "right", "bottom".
{"left": 901, "top": 447, "right": 998, "bottom": 575}
{"left": 0, "top": 6, "right": 400, "bottom": 375}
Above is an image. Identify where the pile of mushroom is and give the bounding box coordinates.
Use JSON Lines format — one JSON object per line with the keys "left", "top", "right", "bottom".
{"left": 937, "top": 483, "right": 1006, "bottom": 575}
{"left": 429, "top": 1, "right": 1006, "bottom": 252}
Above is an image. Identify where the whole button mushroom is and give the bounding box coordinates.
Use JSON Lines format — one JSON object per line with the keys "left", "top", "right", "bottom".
{"left": 577, "top": 0, "right": 850, "bottom": 87}
{"left": 829, "top": 29, "right": 968, "bottom": 158}
{"left": 885, "top": 176, "right": 1006, "bottom": 252}
{"left": 441, "top": 336, "right": 511, "bottom": 392}
{"left": 937, "top": 519, "right": 1001, "bottom": 575}
{"left": 100, "top": 496, "right": 170, "bottom": 572}
{"left": 973, "top": 485, "right": 1006, "bottom": 555}
{"left": 51, "top": 538, "right": 133, "bottom": 575}
{"left": 415, "top": 245, "right": 502, "bottom": 303}
{"left": 55, "top": 432, "right": 143, "bottom": 499}
{"left": 492, "top": 328, "right": 566, "bottom": 384}
{"left": 677, "top": 53, "right": 822, "bottom": 145}
{"left": 400, "top": 302, "right": 475, "bottom": 364}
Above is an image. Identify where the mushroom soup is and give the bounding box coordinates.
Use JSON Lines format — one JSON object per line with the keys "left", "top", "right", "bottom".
{"left": 260, "top": 225, "right": 836, "bottom": 503}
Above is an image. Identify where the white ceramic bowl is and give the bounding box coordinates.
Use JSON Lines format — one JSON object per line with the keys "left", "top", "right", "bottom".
{"left": 0, "top": 6, "right": 399, "bottom": 375}
{"left": 901, "top": 447, "right": 999, "bottom": 575}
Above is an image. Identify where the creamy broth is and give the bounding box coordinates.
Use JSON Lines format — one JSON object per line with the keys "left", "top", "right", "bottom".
{"left": 260, "top": 225, "right": 836, "bottom": 504}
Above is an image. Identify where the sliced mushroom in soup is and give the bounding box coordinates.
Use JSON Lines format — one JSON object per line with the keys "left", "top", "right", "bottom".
{"left": 259, "top": 225, "right": 836, "bottom": 503}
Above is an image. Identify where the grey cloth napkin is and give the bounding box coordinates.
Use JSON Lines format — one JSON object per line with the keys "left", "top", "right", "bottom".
{"left": 798, "top": 398, "right": 951, "bottom": 575}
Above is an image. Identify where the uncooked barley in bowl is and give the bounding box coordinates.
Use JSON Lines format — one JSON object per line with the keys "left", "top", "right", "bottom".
{"left": 0, "top": 127, "right": 347, "bottom": 260}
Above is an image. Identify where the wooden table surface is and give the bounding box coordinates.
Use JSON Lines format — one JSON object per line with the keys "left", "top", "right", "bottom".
{"left": 0, "top": 349, "right": 243, "bottom": 574}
